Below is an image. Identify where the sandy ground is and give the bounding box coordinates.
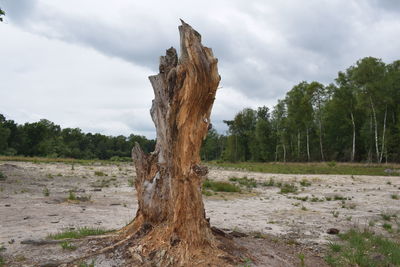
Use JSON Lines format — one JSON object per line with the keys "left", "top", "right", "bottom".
{"left": 0, "top": 161, "right": 399, "bottom": 266}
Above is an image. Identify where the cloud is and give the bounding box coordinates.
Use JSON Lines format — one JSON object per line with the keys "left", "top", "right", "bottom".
{"left": 1, "top": 0, "right": 400, "bottom": 138}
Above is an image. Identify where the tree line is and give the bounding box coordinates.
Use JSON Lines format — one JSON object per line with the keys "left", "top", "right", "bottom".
{"left": 201, "top": 57, "right": 400, "bottom": 163}
{"left": 0, "top": 115, "right": 155, "bottom": 160}
{"left": 1, "top": 57, "right": 399, "bottom": 163}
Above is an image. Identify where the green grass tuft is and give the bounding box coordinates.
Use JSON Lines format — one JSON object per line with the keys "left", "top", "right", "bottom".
{"left": 300, "top": 179, "right": 311, "bottom": 187}
{"left": 203, "top": 179, "right": 241, "bottom": 193}
{"left": 229, "top": 176, "right": 257, "bottom": 188}
{"left": 279, "top": 183, "right": 298, "bottom": 194}
{"left": 60, "top": 241, "right": 77, "bottom": 250}
{"left": 325, "top": 229, "right": 400, "bottom": 267}
{"left": 47, "top": 227, "right": 111, "bottom": 240}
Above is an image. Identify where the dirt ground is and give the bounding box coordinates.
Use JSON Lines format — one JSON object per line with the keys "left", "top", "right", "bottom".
{"left": 0, "top": 161, "right": 399, "bottom": 266}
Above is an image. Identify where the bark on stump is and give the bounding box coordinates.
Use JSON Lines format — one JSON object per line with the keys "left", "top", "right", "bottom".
{"left": 124, "top": 21, "right": 239, "bottom": 266}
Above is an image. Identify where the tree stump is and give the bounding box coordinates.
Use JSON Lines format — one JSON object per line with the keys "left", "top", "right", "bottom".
{"left": 124, "top": 21, "right": 240, "bottom": 266}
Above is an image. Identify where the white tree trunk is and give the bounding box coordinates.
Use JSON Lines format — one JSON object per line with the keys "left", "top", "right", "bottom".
{"left": 350, "top": 111, "right": 356, "bottom": 162}
{"left": 370, "top": 96, "right": 380, "bottom": 163}
{"left": 379, "top": 105, "right": 387, "bottom": 163}
{"left": 306, "top": 127, "right": 310, "bottom": 162}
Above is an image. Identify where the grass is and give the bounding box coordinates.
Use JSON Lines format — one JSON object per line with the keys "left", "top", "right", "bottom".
{"left": 43, "top": 187, "right": 50, "bottom": 196}
{"left": 78, "top": 260, "right": 95, "bottom": 267}
{"left": 380, "top": 213, "right": 396, "bottom": 221}
{"left": 203, "top": 179, "right": 241, "bottom": 193}
{"left": 47, "top": 227, "right": 111, "bottom": 240}
{"left": 0, "top": 245, "right": 5, "bottom": 267}
{"left": 299, "top": 179, "right": 311, "bottom": 187}
{"left": 279, "top": 183, "right": 298, "bottom": 194}
{"left": 94, "top": 171, "right": 107, "bottom": 176}
{"left": 208, "top": 161, "right": 400, "bottom": 176}
{"left": 325, "top": 229, "right": 400, "bottom": 267}
{"left": 382, "top": 223, "right": 392, "bottom": 231}
{"left": 60, "top": 241, "right": 77, "bottom": 250}
{"left": 68, "top": 191, "right": 77, "bottom": 201}
{"left": 0, "top": 155, "right": 130, "bottom": 165}
{"left": 229, "top": 176, "right": 257, "bottom": 188}
{"left": 261, "top": 178, "right": 275, "bottom": 187}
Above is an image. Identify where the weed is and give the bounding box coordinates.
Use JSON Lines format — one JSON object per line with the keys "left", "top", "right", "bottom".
{"left": 128, "top": 179, "right": 134, "bottom": 187}
{"left": 47, "top": 227, "right": 111, "bottom": 240}
{"left": 0, "top": 171, "right": 6, "bottom": 180}
{"left": 242, "top": 258, "right": 252, "bottom": 267}
{"left": 327, "top": 161, "right": 337, "bottom": 167}
{"left": 298, "top": 253, "right": 305, "bottom": 267}
{"left": 294, "top": 196, "right": 309, "bottom": 201}
{"left": 229, "top": 177, "right": 257, "bottom": 188}
{"left": 46, "top": 173, "right": 54, "bottom": 179}
{"left": 333, "top": 195, "right": 346, "bottom": 201}
{"left": 368, "top": 220, "right": 375, "bottom": 227}
{"left": 78, "top": 260, "right": 95, "bottom": 267}
{"left": 310, "top": 197, "right": 324, "bottom": 202}
{"left": 43, "top": 187, "right": 50, "bottom": 196}
{"left": 301, "top": 206, "right": 307, "bottom": 211}
{"left": 262, "top": 178, "right": 275, "bottom": 187}
{"left": 325, "top": 229, "right": 400, "bottom": 266}
{"left": 329, "top": 243, "right": 342, "bottom": 252}
{"left": 94, "top": 171, "right": 107, "bottom": 176}
{"left": 382, "top": 223, "right": 392, "bottom": 231}
{"left": 203, "top": 179, "right": 241, "bottom": 193}
{"left": 202, "top": 190, "right": 213, "bottom": 196}
{"left": 279, "top": 183, "right": 298, "bottom": 194}
{"left": 380, "top": 213, "right": 395, "bottom": 221}
{"left": 68, "top": 191, "right": 76, "bottom": 201}
{"left": 332, "top": 211, "right": 339, "bottom": 218}
{"left": 60, "top": 241, "right": 77, "bottom": 250}
{"left": 391, "top": 194, "right": 399, "bottom": 200}
{"left": 386, "top": 181, "right": 392, "bottom": 185}
{"left": 346, "top": 216, "right": 352, "bottom": 221}
{"left": 300, "top": 179, "right": 311, "bottom": 187}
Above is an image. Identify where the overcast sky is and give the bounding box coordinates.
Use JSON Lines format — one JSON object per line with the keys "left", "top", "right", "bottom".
{"left": 1, "top": 0, "right": 399, "bottom": 138}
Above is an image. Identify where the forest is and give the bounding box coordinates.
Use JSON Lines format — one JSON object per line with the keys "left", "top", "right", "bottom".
{"left": 0, "top": 115, "right": 155, "bottom": 160}
{"left": 1, "top": 56, "right": 399, "bottom": 163}
{"left": 201, "top": 56, "right": 400, "bottom": 163}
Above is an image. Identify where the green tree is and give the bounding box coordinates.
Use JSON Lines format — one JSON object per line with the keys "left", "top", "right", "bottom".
{"left": 0, "top": 8, "right": 5, "bottom": 22}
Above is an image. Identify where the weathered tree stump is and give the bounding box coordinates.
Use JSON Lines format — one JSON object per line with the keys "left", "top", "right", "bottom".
{"left": 123, "top": 20, "right": 241, "bottom": 266}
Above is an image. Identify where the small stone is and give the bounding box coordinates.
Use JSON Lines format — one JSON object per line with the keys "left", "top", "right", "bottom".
{"left": 5, "top": 204, "right": 10, "bottom": 207}
{"left": 327, "top": 228, "right": 339, "bottom": 235}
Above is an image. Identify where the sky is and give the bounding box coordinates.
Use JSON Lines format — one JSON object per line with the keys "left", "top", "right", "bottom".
{"left": 1, "top": 0, "right": 399, "bottom": 139}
